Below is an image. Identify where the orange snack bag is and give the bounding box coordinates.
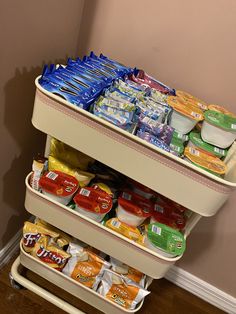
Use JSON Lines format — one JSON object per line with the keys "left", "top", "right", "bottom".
{"left": 62, "top": 242, "right": 110, "bottom": 290}
{"left": 98, "top": 270, "right": 150, "bottom": 310}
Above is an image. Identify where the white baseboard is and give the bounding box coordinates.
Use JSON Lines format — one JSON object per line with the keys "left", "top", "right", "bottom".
{"left": 165, "top": 265, "right": 236, "bottom": 314}
{"left": 0, "top": 229, "right": 22, "bottom": 268}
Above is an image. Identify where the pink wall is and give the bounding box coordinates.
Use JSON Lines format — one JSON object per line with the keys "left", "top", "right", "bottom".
{"left": 78, "top": 0, "right": 236, "bottom": 297}
{"left": 0, "top": 0, "right": 84, "bottom": 248}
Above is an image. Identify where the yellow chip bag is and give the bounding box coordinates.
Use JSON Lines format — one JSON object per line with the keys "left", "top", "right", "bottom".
{"left": 48, "top": 156, "right": 95, "bottom": 187}
{"left": 31, "top": 237, "right": 71, "bottom": 271}
{"left": 98, "top": 270, "right": 150, "bottom": 310}
{"left": 63, "top": 242, "right": 110, "bottom": 290}
{"left": 23, "top": 221, "right": 59, "bottom": 253}
{"left": 50, "top": 138, "right": 94, "bottom": 170}
{"left": 35, "top": 218, "right": 72, "bottom": 249}
{"left": 105, "top": 218, "right": 143, "bottom": 243}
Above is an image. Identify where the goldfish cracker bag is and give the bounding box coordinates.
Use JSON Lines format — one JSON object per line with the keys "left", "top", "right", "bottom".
{"left": 23, "top": 221, "right": 59, "bottom": 253}
{"left": 63, "top": 242, "right": 110, "bottom": 290}
{"left": 31, "top": 237, "right": 71, "bottom": 271}
{"left": 110, "top": 257, "right": 146, "bottom": 287}
{"left": 98, "top": 269, "right": 150, "bottom": 310}
{"left": 50, "top": 138, "right": 94, "bottom": 170}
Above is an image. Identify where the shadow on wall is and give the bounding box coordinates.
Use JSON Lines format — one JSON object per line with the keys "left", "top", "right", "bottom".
{"left": 76, "top": 0, "right": 99, "bottom": 57}
{"left": 2, "top": 59, "right": 65, "bottom": 247}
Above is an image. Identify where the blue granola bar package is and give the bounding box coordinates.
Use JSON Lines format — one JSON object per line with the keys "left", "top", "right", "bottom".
{"left": 113, "top": 79, "right": 146, "bottom": 99}
{"left": 104, "top": 88, "right": 136, "bottom": 103}
{"left": 93, "top": 95, "right": 135, "bottom": 129}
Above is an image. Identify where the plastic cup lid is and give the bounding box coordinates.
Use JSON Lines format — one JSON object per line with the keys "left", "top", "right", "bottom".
{"left": 204, "top": 110, "right": 236, "bottom": 132}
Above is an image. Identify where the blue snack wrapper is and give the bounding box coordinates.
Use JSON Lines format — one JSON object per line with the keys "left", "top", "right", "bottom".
{"left": 136, "top": 129, "right": 176, "bottom": 155}
{"left": 40, "top": 80, "right": 90, "bottom": 109}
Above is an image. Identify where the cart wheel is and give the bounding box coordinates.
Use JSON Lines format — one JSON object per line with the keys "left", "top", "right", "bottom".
{"left": 9, "top": 273, "right": 24, "bottom": 290}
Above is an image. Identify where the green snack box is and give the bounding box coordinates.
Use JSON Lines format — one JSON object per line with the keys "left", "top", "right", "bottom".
{"left": 189, "top": 132, "right": 228, "bottom": 158}
{"left": 147, "top": 222, "right": 186, "bottom": 256}
{"left": 204, "top": 110, "right": 236, "bottom": 132}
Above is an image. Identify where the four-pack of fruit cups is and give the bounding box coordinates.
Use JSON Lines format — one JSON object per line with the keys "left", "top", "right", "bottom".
{"left": 22, "top": 219, "right": 150, "bottom": 310}
{"left": 39, "top": 52, "right": 236, "bottom": 178}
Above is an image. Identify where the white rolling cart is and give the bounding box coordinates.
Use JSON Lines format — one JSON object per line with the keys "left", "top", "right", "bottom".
{"left": 10, "top": 78, "right": 236, "bottom": 313}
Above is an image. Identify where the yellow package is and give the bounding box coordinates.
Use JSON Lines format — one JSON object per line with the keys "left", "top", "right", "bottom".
{"left": 105, "top": 218, "right": 143, "bottom": 243}
{"left": 48, "top": 156, "right": 95, "bottom": 187}
{"left": 176, "top": 90, "right": 208, "bottom": 111}
{"left": 62, "top": 242, "right": 110, "bottom": 290}
{"left": 23, "top": 221, "right": 59, "bottom": 253}
{"left": 31, "top": 237, "right": 71, "bottom": 271}
{"left": 98, "top": 270, "right": 150, "bottom": 310}
{"left": 184, "top": 147, "right": 227, "bottom": 175}
{"left": 92, "top": 182, "right": 113, "bottom": 196}
{"left": 50, "top": 138, "right": 94, "bottom": 170}
{"left": 35, "top": 218, "right": 72, "bottom": 249}
{"left": 167, "top": 96, "right": 204, "bottom": 121}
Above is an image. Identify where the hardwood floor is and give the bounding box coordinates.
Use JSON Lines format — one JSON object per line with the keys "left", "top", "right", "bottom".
{"left": 0, "top": 255, "right": 225, "bottom": 314}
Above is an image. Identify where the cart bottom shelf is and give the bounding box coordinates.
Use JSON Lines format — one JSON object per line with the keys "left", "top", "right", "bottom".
{"left": 15, "top": 242, "right": 148, "bottom": 314}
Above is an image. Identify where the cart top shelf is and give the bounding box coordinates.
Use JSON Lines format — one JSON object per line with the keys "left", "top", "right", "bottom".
{"left": 32, "top": 77, "right": 236, "bottom": 216}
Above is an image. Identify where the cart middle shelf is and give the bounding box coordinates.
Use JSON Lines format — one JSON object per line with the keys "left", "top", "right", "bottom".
{"left": 24, "top": 173, "right": 195, "bottom": 279}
